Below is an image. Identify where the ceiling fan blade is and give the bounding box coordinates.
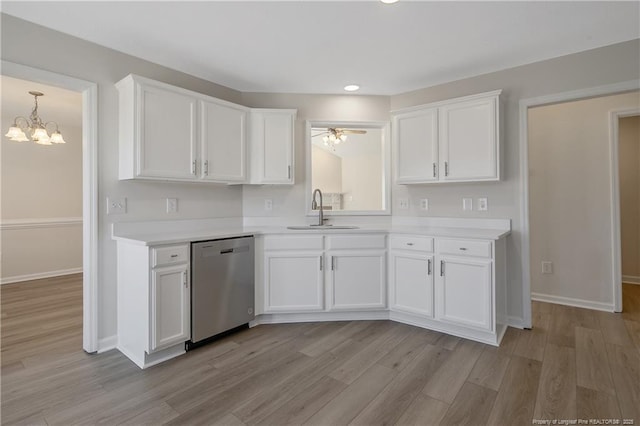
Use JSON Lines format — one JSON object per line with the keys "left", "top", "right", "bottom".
{"left": 336, "top": 129, "right": 367, "bottom": 134}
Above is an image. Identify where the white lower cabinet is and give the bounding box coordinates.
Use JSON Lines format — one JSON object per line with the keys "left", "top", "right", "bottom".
{"left": 117, "top": 242, "right": 191, "bottom": 368}
{"left": 260, "top": 234, "right": 387, "bottom": 314}
{"left": 389, "top": 251, "right": 434, "bottom": 317}
{"left": 328, "top": 251, "right": 386, "bottom": 311}
{"left": 435, "top": 256, "right": 492, "bottom": 331}
{"left": 150, "top": 264, "right": 190, "bottom": 351}
{"left": 264, "top": 252, "right": 324, "bottom": 312}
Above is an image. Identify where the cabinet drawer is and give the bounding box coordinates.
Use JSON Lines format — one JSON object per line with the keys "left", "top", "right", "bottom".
{"left": 327, "top": 234, "right": 386, "bottom": 250}
{"left": 437, "top": 239, "right": 492, "bottom": 258}
{"left": 152, "top": 245, "right": 189, "bottom": 267}
{"left": 390, "top": 235, "right": 434, "bottom": 252}
{"left": 264, "top": 235, "right": 324, "bottom": 251}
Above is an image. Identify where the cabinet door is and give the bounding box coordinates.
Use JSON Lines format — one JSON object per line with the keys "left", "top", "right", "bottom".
{"left": 250, "top": 110, "right": 295, "bottom": 184}
{"left": 138, "top": 84, "right": 198, "bottom": 179}
{"left": 393, "top": 108, "right": 438, "bottom": 183}
{"left": 264, "top": 251, "right": 323, "bottom": 312}
{"left": 150, "top": 264, "right": 190, "bottom": 351}
{"left": 200, "top": 100, "right": 247, "bottom": 182}
{"left": 436, "top": 257, "right": 492, "bottom": 331}
{"left": 439, "top": 96, "right": 498, "bottom": 181}
{"left": 390, "top": 252, "right": 434, "bottom": 317}
{"left": 329, "top": 251, "right": 386, "bottom": 310}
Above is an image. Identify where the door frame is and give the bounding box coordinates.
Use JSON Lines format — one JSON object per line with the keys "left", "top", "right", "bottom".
{"left": 2, "top": 61, "right": 99, "bottom": 352}
{"left": 519, "top": 80, "right": 640, "bottom": 327}
{"left": 610, "top": 108, "right": 640, "bottom": 312}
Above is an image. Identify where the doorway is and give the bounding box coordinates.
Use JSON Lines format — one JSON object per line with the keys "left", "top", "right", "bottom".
{"left": 519, "top": 81, "right": 640, "bottom": 328}
{"left": 612, "top": 111, "right": 640, "bottom": 311}
{"left": 1, "top": 61, "right": 98, "bottom": 352}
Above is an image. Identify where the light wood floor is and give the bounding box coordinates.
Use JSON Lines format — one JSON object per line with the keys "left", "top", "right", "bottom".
{"left": 2, "top": 275, "right": 639, "bottom": 426}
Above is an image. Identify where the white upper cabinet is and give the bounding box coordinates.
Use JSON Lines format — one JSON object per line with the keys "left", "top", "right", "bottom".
{"left": 439, "top": 96, "right": 498, "bottom": 181}
{"left": 118, "top": 76, "right": 198, "bottom": 180}
{"left": 199, "top": 99, "right": 247, "bottom": 182}
{"left": 249, "top": 109, "right": 296, "bottom": 184}
{"left": 392, "top": 90, "right": 501, "bottom": 184}
{"left": 393, "top": 108, "right": 438, "bottom": 183}
{"left": 117, "top": 75, "right": 294, "bottom": 185}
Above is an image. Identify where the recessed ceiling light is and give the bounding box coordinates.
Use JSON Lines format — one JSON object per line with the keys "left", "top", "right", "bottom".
{"left": 380, "top": 0, "right": 399, "bottom": 4}
{"left": 344, "top": 84, "right": 360, "bottom": 92}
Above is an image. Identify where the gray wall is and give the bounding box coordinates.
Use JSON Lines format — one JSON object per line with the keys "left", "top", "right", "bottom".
{"left": 390, "top": 39, "right": 640, "bottom": 321}
{"left": 1, "top": 14, "right": 245, "bottom": 342}
{"left": 2, "top": 11, "right": 639, "bottom": 340}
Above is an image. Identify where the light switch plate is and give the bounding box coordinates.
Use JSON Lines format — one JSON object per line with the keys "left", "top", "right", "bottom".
{"left": 420, "top": 199, "right": 429, "bottom": 210}
{"left": 477, "top": 197, "right": 488, "bottom": 211}
{"left": 462, "top": 198, "right": 473, "bottom": 211}
{"left": 166, "top": 198, "right": 178, "bottom": 214}
{"left": 542, "top": 261, "right": 553, "bottom": 274}
{"left": 398, "top": 199, "right": 409, "bottom": 210}
{"left": 264, "top": 199, "right": 273, "bottom": 211}
{"left": 107, "top": 197, "right": 127, "bottom": 215}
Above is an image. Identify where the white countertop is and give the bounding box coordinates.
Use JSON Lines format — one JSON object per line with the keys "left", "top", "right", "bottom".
{"left": 112, "top": 221, "right": 511, "bottom": 246}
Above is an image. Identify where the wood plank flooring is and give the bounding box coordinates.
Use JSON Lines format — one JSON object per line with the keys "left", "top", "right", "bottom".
{"left": 2, "top": 276, "right": 640, "bottom": 426}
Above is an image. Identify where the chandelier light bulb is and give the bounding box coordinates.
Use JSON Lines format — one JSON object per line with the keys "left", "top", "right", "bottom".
{"left": 50, "top": 131, "right": 66, "bottom": 144}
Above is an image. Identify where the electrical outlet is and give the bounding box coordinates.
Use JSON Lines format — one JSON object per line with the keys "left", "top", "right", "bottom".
{"left": 398, "top": 199, "right": 409, "bottom": 210}
{"left": 542, "top": 261, "right": 553, "bottom": 274}
{"left": 462, "top": 198, "right": 473, "bottom": 211}
{"left": 420, "top": 199, "right": 429, "bottom": 210}
{"left": 477, "top": 197, "right": 488, "bottom": 211}
{"left": 166, "top": 198, "right": 178, "bottom": 214}
{"left": 107, "top": 197, "right": 127, "bottom": 215}
{"left": 264, "top": 199, "right": 273, "bottom": 211}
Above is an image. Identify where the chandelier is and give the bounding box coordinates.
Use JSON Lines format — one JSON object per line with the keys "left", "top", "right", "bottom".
{"left": 322, "top": 128, "right": 348, "bottom": 150}
{"left": 5, "top": 91, "right": 66, "bottom": 145}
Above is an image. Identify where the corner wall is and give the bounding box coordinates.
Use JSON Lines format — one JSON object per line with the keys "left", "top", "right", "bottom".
{"left": 389, "top": 39, "right": 640, "bottom": 322}
{"left": 1, "top": 14, "right": 245, "bottom": 342}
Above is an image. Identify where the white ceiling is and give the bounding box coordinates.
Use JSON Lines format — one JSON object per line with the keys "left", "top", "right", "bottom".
{"left": 2, "top": 1, "right": 639, "bottom": 95}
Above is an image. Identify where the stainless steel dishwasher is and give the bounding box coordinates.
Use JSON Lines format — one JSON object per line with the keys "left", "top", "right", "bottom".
{"left": 188, "top": 236, "right": 255, "bottom": 350}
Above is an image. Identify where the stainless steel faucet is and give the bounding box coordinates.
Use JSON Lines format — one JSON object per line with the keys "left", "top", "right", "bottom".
{"left": 311, "top": 188, "right": 324, "bottom": 226}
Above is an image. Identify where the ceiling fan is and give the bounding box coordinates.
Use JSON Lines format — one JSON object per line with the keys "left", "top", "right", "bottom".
{"left": 312, "top": 128, "right": 367, "bottom": 149}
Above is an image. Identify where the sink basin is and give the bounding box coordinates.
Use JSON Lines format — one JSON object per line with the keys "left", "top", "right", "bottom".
{"left": 287, "top": 225, "right": 360, "bottom": 230}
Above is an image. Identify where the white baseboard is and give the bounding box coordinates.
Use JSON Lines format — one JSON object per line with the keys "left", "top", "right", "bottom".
{"left": 622, "top": 275, "right": 640, "bottom": 285}
{"left": 98, "top": 335, "right": 118, "bottom": 353}
{"left": 506, "top": 315, "right": 526, "bottom": 329}
{"left": 531, "top": 292, "right": 614, "bottom": 312}
{"left": 1, "top": 268, "right": 83, "bottom": 285}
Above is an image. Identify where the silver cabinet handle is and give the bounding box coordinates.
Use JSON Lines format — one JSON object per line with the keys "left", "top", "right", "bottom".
{"left": 192, "top": 160, "right": 197, "bottom": 175}
{"left": 407, "top": 242, "right": 414, "bottom": 246}
{"left": 440, "top": 260, "right": 445, "bottom": 276}
{"left": 319, "top": 256, "right": 323, "bottom": 271}
{"left": 444, "top": 162, "right": 449, "bottom": 177}
{"left": 428, "top": 259, "right": 432, "bottom": 275}
{"left": 331, "top": 256, "right": 335, "bottom": 271}
{"left": 204, "top": 160, "right": 209, "bottom": 176}
{"left": 432, "top": 163, "right": 436, "bottom": 178}
{"left": 183, "top": 271, "right": 188, "bottom": 288}
{"left": 288, "top": 165, "right": 292, "bottom": 180}
{"left": 170, "top": 254, "right": 178, "bottom": 258}
{"left": 459, "top": 247, "right": 467, "bottom": 251}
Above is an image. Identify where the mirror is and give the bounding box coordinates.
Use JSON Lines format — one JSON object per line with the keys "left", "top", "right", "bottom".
{"left": 306, "top": 121, "right": 390, "bottom": 215}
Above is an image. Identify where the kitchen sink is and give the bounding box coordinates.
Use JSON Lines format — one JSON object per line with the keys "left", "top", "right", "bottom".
{"left": 286, "top": 225, "right": 360, "bottom": 230}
